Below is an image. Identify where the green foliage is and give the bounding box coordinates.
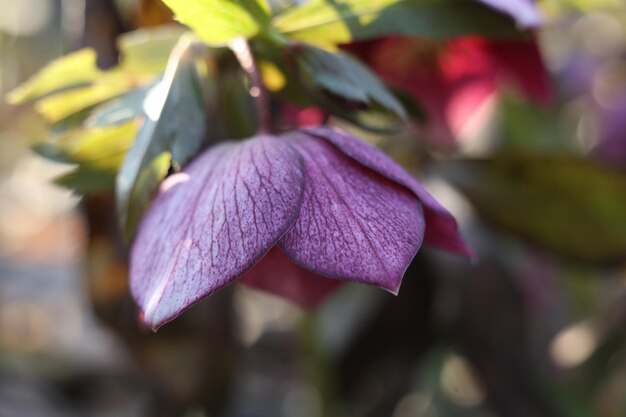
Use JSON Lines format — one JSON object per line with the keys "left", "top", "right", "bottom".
{"left": 54, "top": 167, "right": 120, "bottom": 195}
{"left": 290, "top": 42, "right": 406, "bottom": 131}
{"left": 273, "top": 0, "right": 523, "bottom": 46}
{"left": 162, "top": 0, "right": 273, "bottom": 45}
{"left": 116, "top": 38, "right": 211, "bottom": 240}
{"left": 34, "top": 122, "right": 138, "bottom": 195}
{"left": 34, "top": 80, "right": 134, "bottom": 124}
{"left": 7, "top": 0, "right": 540, "bottom": 236}
{"left": 118, "top": 25, "right": 188, "bottom": 74}
{"left": 34, "top": 121, "right": 137, "bottom": 168}
{"left": 215, "top": 64, "right": 258, "bottom": 138}
{"left": 86, "top": 84, "right": 155, "bottom": 128}
{"left": 6, "top": 49, "right": 100, "bottom": 104}
{"left": 443, "top": 156, "right": 626, "bottom": 263}
{"left": 8, "top": 25, "right": 185, "bottom": 126}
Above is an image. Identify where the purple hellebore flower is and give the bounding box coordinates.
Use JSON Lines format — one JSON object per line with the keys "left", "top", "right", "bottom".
{"left": 130, "top": 127, "right": 471, "bottom": 329}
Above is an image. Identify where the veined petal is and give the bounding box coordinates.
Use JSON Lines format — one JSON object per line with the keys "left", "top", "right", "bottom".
{"left": 477, "top": 0, "right": 542, "bottom": 28}
{"left": 240, "top": 246, "right": 343, "bottom": 308}
{"left": 130, "top": 136, "right": 305, "bottom": 329}
{"left": 304, "top": 127, "right": 472, "bottom": 258}
{"left": 279, "top": 131, "right": 425, "bottom": 294}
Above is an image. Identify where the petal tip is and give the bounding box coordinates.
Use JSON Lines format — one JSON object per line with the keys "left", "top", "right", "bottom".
{"left": 378, "top": 277, "right": 402, "bottom": 296}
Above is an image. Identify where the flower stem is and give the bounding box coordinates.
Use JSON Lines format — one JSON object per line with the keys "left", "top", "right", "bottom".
{"left": 229, "top": 37, "right": 271, "bottom": 134}
{"left": 297, "top": 313, "right": 338, "bottom": 417}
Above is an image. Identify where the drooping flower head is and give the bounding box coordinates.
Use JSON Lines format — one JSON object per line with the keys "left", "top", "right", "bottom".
{"left": 131, "top": 127, "right": 470, "bottom": 329}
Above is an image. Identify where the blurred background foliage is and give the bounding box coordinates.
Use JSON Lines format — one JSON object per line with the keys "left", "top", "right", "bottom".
{"left": 1, "top": 1, "right": 626, "bottom": 417}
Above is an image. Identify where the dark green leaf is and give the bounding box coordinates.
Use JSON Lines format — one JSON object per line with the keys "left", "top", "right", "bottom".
{"left": 442, "top": 156, "right": 626, "bottom": 263}
{"left": 273, "top": 0, "right": 522, "bottom": 46}
{"left": 290, "top": 43, "right": 406, "bottom": 131}
{"left": 116, "top": 38, "right": 210, "bottom": 240}
{"left": 216, "top": 66, "right": 258, "bottom": 138}
{"left": 55, "top": 167, "right": 118, "bottom": 195}
{"left": 162, "top": 0, "right": 271, "bottom": 45}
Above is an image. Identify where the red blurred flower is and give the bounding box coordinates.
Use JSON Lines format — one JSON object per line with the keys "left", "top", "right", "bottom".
{"left": 343, "top": 36, "right": 552, "bottom": 151}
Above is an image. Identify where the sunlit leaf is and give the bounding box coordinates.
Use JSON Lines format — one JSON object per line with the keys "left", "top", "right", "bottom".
{"left": 273, "top": 0, "right": 523, "bottom": 46}
{"left": 118, "top": 25, "right": 187, "bottom": 75}
{"left": 6, "top": 49, "right": 100, "bottom": 104}
{"left": 443, "top": 156, "right": 626, "bottom": 263}
{"left": 34, "top": 121, "right": 137, "bottom": 169}
{"left": 116, "top": 38, "right": 210, "bottom": 239}
{"left": 162, "top": 0, "right": 271, "bottom": 45}
{"left": 17, "top": 27, "right": 185, "bottom": 125}
{"left": 291, "top": 43, "right": 406, "bottom": 131}
{"left": 34, "top": 78, "right": 135, "bottom": 123}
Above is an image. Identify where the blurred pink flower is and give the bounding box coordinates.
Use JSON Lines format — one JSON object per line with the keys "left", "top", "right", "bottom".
{"left": 130, "top": 127, "right": 470, "bottom": 328}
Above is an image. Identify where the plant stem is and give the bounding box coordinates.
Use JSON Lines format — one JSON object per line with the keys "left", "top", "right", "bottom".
{"left": 229, "top": 37, "right": 271, "bottom": 134}
{"left": 298, "top": 313, "right": 337, "bottom": 417}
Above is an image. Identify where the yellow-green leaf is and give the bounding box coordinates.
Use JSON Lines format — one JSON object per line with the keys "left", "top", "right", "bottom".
{"left": 34, "top": 121, "right": 138, "bottom": 169}
{"left": 118, "top": 25, "right": 188, "bottom": 75}
{"left": 274, "top": 0, "right": 522, "bottom": 47}
{"left": 34, "top": 78, "right": 136, "bottom": 124}
{"left": 7, "top": 49, "right": 100, "bottom": 104}
{"left": 162, "top": 0, "right": 270, "bottom": 45}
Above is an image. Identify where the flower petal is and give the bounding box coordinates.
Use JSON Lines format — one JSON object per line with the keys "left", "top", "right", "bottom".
{"left": 477, "top": 0, "right": 542, "bottom": 28}
{"left": 130, "top": 136, "right": 305, "bottom": 329}
{"left": 304, "top": 127, "right": 472, "bottom": 258}
{"left": 278, "top": 131, "right": 425, "bottom": 294}
{"left": 240, "top": 246, "right": 343, "bottom": 308}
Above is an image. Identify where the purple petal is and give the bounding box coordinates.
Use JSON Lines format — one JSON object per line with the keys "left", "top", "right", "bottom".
{"left": 130, "top": 136, "right": 305, "bottom": 329}
{"left": 278, "top": 131, "right": 425, "bottom": 294}
{"left": 476, "top": 0, "right": 542, "bottom": 28}
{"left": 240, "top": 247, "right": 343, "bottom": 308}
{"left": 304, "top": 127, "right": 472, "bottom": 258}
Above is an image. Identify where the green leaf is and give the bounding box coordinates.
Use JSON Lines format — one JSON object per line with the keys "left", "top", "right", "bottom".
{"left": 15, "top": 27, "right": 184, "bottom": 125}
{"left": 34, "top": 78, "right": 134, "bottom": 123}
{"left": 118, "top": 25, "right": 187, "bottom": 75}
{"left": 55, "top": 167, "right": 118, "bottom": 195}
{"left": 216, "top": 67, "right": 258, "bottom": 138}
{"left": 86, "top": 83, "right": 154, "bottom": 128}
{"left": 6, "top": 49, "right": 100, "bottom": 104}
{"left": 162, "top": 0, "right": 271, "bottom": 45}
{"left": 34, "top": 121, "right": 137, "bottom": 169}
{"left": 442, "top": 156, "right": 626, "bottom": 263}
{"left": 116, "top": 38, "right": 210, "bottom": 240}
{"left": 273, "top": 0, "right": 522, "bottom": 46}
{"left": 291, "top": 43, "right": 406, "bottom": 130}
